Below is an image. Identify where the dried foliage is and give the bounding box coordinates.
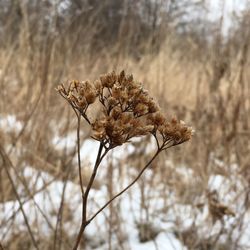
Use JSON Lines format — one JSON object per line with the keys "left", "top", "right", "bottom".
{"left": 56, "top": 70, "right": 192, "bottom": 249}
{"left": 1, "top": 1, "right": 250, "bottom": 250}
{"left": 57, "top": 71, "right": 193, "bottom": 149}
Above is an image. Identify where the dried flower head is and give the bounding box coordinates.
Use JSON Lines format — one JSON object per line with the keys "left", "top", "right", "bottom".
{"left": 57, "top": 71, "right": 193, "bottom": 149}
{"left": 56, "top": 80, "right": 98, "bottom": 113}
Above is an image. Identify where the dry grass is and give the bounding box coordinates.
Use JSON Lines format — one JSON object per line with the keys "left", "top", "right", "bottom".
{"left": 0, "top": 1, "right": 250, "bottom": 250}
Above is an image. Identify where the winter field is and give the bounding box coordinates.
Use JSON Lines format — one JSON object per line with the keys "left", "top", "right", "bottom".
{"left": 0, "top": 1, "right": 250, "bottom": 250}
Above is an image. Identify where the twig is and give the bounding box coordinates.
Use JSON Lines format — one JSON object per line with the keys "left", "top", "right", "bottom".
{"left": 72, "top": 142, "right": 108, "bottom": 250}
{"left": 87, "top": 148, "right": 162, "bottom": 225}
{"left": 53, "top": 166, "right": 72, "bottom": 250}
{"left": 57, "top": 71, "right": 193, "bottom": 249}
{"left": 0, "top": 241, "right": 4, "bottom": 250}
{"left": 0, "top": 146, "right": 39, "bottom": 250}
{"left": 76, "top": 113, "right": 85, "bottom": 197}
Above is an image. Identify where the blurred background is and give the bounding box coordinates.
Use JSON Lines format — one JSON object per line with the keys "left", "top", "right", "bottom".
{"left": 0, "top": 0, "right": 250, "bottom": 249}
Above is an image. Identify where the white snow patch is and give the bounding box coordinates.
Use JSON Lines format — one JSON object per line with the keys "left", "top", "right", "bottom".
{"left": 0, "top": 115, "right": 22, "bottom": 132}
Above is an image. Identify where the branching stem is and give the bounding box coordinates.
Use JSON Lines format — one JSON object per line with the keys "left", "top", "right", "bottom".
{"left": 0, "top": 146, "right": 39, "bottom": 250}
{"left": 72, "top": 142, "right": 108, "bottom": 250}
{"left": 87, "top": 147, "right": 162, "bottom": 226}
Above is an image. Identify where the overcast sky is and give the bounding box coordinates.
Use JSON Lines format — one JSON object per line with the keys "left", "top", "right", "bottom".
{"left": 209, "top": 0, "right": 247, "bottom": 16}
{"left": 207, "top": 0, "right": 248, "bottom": 33}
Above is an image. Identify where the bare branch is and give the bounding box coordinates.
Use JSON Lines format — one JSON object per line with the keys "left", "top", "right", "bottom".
{"left": 0, "top": 146, "right": 39, "bottom": 250}
{"left": 87, "top": 148, "right": 162, "bottom": 225}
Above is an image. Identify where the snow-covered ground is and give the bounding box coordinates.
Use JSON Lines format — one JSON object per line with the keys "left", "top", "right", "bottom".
{"left": 1, "top": 114, "right": 250, "bottom": 249}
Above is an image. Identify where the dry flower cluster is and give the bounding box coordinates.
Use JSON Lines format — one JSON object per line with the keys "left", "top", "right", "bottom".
{"left": 56, "top": 71, "right": 193, "bottom": 250}
{"left": 57, "top": 70, "right": 193, "bottom": 150}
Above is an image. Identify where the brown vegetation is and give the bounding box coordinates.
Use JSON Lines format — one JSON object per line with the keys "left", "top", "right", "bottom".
{"left": 0, "top": 1, "right": 250, "bottom": 250}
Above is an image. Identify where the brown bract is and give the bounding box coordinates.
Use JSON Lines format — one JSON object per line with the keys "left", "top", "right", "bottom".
{"left": 57, "top": 71, "right": 193, "bottom": 149}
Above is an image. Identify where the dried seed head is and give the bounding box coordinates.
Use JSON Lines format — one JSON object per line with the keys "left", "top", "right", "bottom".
{"left": 134, "top": 103, "right": 148, "bottom": 116}
{"left": 147, "top": 100, "right": 159, "bottom": 113}
{"left": 148, "top": 112, "right": 166, "bottom": 127}
{"left": 57, "top": 70, "right": 193, "bottom": 148}
{"left": 94, "top": 80, "right": 103, "bottom": 94}
{"left": 111, "top": 107, "right": 122, "bottom": 120}
{"left": 107, "top": 97, "right": 117, "bottom": 107}
{"left": 85, "top": 90, "right": 97, "bottom": 104}
{"left": 77, "top": 96, "right": 87, "bottom": 108}
{"left": 118, "top": 70, "right": 125, "bottom": 84}
{"left": 100, "top": 72, "right": 117, "bottom": 88}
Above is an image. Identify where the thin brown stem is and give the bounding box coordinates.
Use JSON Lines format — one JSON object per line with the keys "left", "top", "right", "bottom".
{"left": 87, "top": 148, "right": 162, "bottom": 226}
{"left": 72, "top": 142, "right": 108, "bottom": 250}
{"left": 152, "top": 132, "right": 160, "bottom": 149}
{"left": 76, "top": 113, "right": 85, "bottom": 196}
{"left": 58, "top": 91, "right": 91, "bottom": 125}
{"left": 53, "top": 168, "right": 71, "bottom": 250}
{"left": 0, "top": 146, "right": 39, "bottom": 250}
{"left": 0, "top": 241, "right": 4, "bottom": 250}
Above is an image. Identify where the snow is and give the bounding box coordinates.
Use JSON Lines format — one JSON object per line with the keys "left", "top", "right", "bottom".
{"left": 0, "top": 115, "right": 22, "bottom": 133}
{"left": 207, "top": 0, "right": 248, "bottom": 34}
{"left": 0, "top": 133, "right": 186, "bottom": 249}
{"left": 1, "top": 115, "right": 250, "bottom": 249}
